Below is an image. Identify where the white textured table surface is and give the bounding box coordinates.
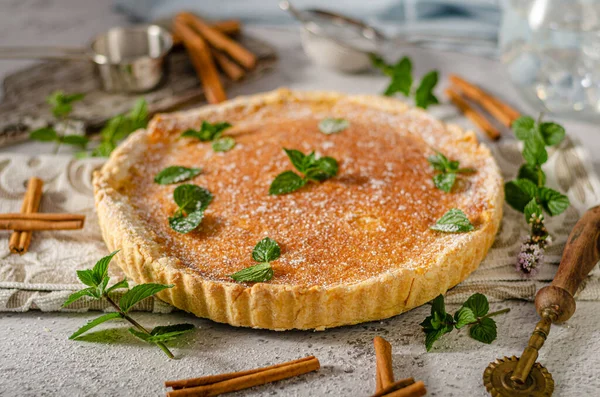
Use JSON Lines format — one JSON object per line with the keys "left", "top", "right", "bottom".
{"left": 1, "top": 2, "right": 600, "bottom": 397}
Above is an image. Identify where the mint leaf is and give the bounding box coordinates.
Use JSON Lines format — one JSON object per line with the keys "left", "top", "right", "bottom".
{"left": 181, "top": 121, "right": 231, "bottom": 141}
{"left": 454, "top": 307, "right": 477, "bottom": 329}
{"left": 154, "top": 166, "right": 201, "bottom": 185}
{"left": 421, "top": 295, "right": 454, "bottom": 351}
{"left": 539, "top": 122, "right": 565, "bottom": 146}
{"left": 119, "top": 283, "right": 173, "bottom": 313}
{"left": 106, "top": 279, "right": 129, "bottom": 295}
{"left": 269, "top": 171, "right": 306, "bottom": 195}
{"left": 127, "top": 98, "right": 148, "bottom": 131}
{"left": 384, "top": 57, "right": 412, "bottom": 97}
{"left": 252, "top": 237, "right": 281, "bottom": 263}
{"left": 518, "top": 164, "right": 545, "bottom": 186}
{"left": 63, "top": 288, "right": 97, "bottom": 307}
{"left": 428, "top": 152, "right": 450, "bottom": 172}
{"left": 304, "top": 157, "right": 339, "bottom": 181}
{"left": 318, "top": 118, "right": 349, "bottom": 135}
{"left": 430, "top": 208, "right": 474, "bottom": 233}
{"left": 30, "top": 127, "right": 58, "bottom": 142}
{"left": 461, "top": 293, "right": 489, "bottom": 317}
{"left": 69, "top": 312, "right": 122, "bottom": 339}
{"left": 512, "top": 116, "right": 535, "bottom": 140}
{"left": 284, "top": 149, "right": 307, "bottom": 173}
{"left": 128, "top": 328, "right": 151, "bottom": 342}
{"left": 522, "top": 134, "right": 548, "bottom": 166}
{"left": 47, "top": 91, "right": 85, "bottom": 118}
{"left": 505, "top": 179, "right": 537, "bottom": 212}
{"left": 469, "top": 317, "right": 497, "bottom": 344}
{"left": 92, "top": 250, "right": 119, "bottom": 286}
{"left": 524, "top": 199, "right": 543, "bottom": 223}
{"left": 150, "top": 323, "right": 194, "bottom": 342}
{"left": 230, "top": 263, "right": 273, "bottom": 282}
{"left": 415, "top": 70, "right": 439, "bottom": 109}
{"left": 212, "top": 137, "right": 236, "bottom": 152}
{"left": 60, "top": 135, "right": 89, "bottom": 147}
{"left": 169, "top": 210, "right": 205, "bottom": 234}
{"left": 539, "top": 187, "right": 570, "bottom": 216}
{"left": 433, "top": 173, "right": 456, "bottom": 193}
{"left": 76, "top": 270, "right": 97, "bottom": 287}
{"left": 370, "top": 54, "right": 393, "bottom": 76}
{"left": 173, "top": 184, "right": 213, "bottom": 213}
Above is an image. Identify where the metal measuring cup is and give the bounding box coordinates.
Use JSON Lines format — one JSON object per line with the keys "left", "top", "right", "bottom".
{"left": 0, "top": 25, "right": 173, "bottom": 93}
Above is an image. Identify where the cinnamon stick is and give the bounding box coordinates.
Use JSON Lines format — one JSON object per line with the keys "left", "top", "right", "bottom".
{"left": 166, "top": 356, "right": 320, "bottom": 397}
{"left": 374, "top": 336, "right": 394, "bottom": 392}
{"left": 381, "top": 381, "right": 427, "bottom": 397}
{"left": 172, "top": 19, "right": 241, "bottom": 46}
{"left": 0, "top": 219, "right": 84, "bottom": 231}
{"left": 211, "top": 49, "right": 245, "bottom": 81}
{"left": 9, "top": 177, "right": 43, "bottom": 254}
{"left": 0, "top": 213, "right": 85, "bottom": 222}
{"left": 173, "top": 16, "right": 227, "bottom": 104}
{"left": 165, "top": 356, "right": 315, "bottom": 389}
{"left": 178, "top": 12, "right": 257, "bottom": 69}
{"left": 449, "top": 74, "right": 520, "bottom": 127}
{"left": 371, "top": 378, "right": 416, "bottom": 397}
{"left": 445, "top": 88, "right": 501, "bottom": 140}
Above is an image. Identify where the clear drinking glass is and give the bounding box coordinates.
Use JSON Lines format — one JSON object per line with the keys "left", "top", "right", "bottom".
{"left": 500, "top": 0, "right": 600, "bottom": 121}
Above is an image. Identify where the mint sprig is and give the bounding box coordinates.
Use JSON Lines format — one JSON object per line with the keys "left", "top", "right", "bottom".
{"left": 154, "top": 166, "right": 202, "bottom": 185}
{"left": 318, "top": 118, "right": 349, "bottom": 135}
{"left": 168, "top": 184, "right": 213, "bottom": 234}
{"left": 428, "top": 151, "right": 475, "bottom": 192}
{"left": 182, "top": 121, "right": 235, "bottom": 152}
{"left": 63, "top": 252, "right": 193, "bottom": 358}
{"left": 370, "top": 55, "right": 439, "bottom": 109}
{"left": 421, "top": 293, "right": 509, "bottom": 351}
{"left": 30, "top": 91, "right": 89, "bottom": 153}
{"left": 269, "top": 148, "right": 338, "bottom": 195}
{"left": 430, "top": 208, "right": 474, "bottom": 233}
{"left": 230, "top": 237, "right": 281, "bottom": 282}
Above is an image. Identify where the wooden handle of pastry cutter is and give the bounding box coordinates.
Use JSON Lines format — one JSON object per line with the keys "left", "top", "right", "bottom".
{"left": 512, "top": 205, "right": 600, "bottom": 384}
{"left": 535, "top": 205, "right": 600, "bottom": 323}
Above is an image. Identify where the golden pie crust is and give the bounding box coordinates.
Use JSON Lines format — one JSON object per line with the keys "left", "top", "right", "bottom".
{"left": 93, "top": 89, "right": 503, "bottom": 330}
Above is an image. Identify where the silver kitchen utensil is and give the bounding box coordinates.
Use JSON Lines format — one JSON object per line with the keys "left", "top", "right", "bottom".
{"left": 279, "top": 0, "right": 496, "bottom": 73}
{"left": 0, "top": 25, "right": 173, "bottom": 93}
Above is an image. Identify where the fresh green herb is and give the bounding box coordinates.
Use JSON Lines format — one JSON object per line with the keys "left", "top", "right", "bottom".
{"left": 63, "top": 252, "right": 193, "bottom": 358}
{"left": 370, "top": 54, "right": 439, "bottom": 109}
{"left": 427, "top": 151, "right": 475, "bottom": 192}
{"left": 507, "top": 115, "right": 570, "bottom": 275}
{"left": 154, "top": 166, "right": 202, "bottom": 185}
{"left": 29, "top": 91, "right": 88, "bottom": 153}
{"left": 88, "top": 99, "right": 149, "bottom": 158}
{"left": 318, "top": 118, "right": 349, "bottom": 135}
{"left": 181, "top": 121, "right": 235, "bottom": 152}
{"left": 168, "top": 184, "right": 213, "bottom": 234}
{"left": 269, "top": 149, "right": 338, "bottom": 195}
{"left": 421, "top": 293, "right": 509, "bottom": 351}
{"left": 230, "top": 237, "right": 281, "bottom": 282}
{"left": 212, "top": 137, "right": 236, "bottom": 152}
{"left": 430, "top": 208, "right": 474, "bottom": 233}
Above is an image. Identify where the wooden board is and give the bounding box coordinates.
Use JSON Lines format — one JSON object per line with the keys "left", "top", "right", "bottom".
{"left": 0, "top": 31, "right": 277, "bottom": 147}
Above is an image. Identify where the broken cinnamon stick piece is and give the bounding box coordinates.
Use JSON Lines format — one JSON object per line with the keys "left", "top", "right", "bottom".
{"left": 166, "top": 356, "right": 320, "bottom": 397}
{"left": 172, "top": 19, "right": 241, "bottom": 46}
{"left": 173, "top": 16, "right": 227, "bottom": 104}
{"left": 9, "top": 177, "right": 43, "bottom": 254}
{"left": 446, "top": 88, "right": 501, "bottom": 140}
{"left": 165, "top": 356, "right": 315, "bottom": 389}
{"left": 382, "top": 380, "right": 427, "bottom": 397}
{"left": 211, "top": 49, "right": 245, "bottom": 81}
{"left": 371, "top": 378, "right": 416, "bottom": 397}
{"left": 374, "top": 336, "right": 395, "bottom": 392}
{"left": 449, "top": 74, "right": 520, "bottom": 127}
{"left": 0, "top": 213, "right": 85, "bottom": 222}
{"left": 0, "top": 219, "right": 84, "bottom": 231}
{"left": 179, "top": 12, "right": 257, "bottom": 69}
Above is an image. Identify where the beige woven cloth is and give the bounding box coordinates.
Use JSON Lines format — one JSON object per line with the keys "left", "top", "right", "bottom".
{"left": 1, "top": 135, "right": 599, "bottom": 312}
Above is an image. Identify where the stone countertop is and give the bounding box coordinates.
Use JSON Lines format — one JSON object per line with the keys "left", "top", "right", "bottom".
{"left": 1, "top": 1, "right": 600, "bottom": 397}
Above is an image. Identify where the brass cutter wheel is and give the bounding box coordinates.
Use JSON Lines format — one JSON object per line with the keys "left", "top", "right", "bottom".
{"left": 484, "top": 206, "right": 600, "bottom": 396}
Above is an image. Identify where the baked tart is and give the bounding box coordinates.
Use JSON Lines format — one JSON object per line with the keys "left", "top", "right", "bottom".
{"left": 94, "top": 89, "right": 503, "bottom": 330}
